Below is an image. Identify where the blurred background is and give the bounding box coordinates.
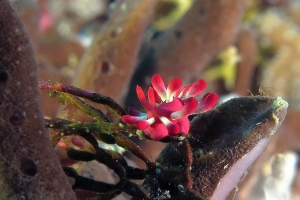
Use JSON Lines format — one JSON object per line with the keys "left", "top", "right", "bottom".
{"left": 11, "top": 0, "right": 300, "bottom": 199}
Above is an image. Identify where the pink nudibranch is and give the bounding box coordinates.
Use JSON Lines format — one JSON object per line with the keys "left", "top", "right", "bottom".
{"left": 122, "top": 74, "right": 218, "bottom": 140}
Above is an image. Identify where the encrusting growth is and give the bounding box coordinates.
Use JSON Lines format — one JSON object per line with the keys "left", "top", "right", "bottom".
{"left": 40, "top": 74, "right": 287, "bottom": 199}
